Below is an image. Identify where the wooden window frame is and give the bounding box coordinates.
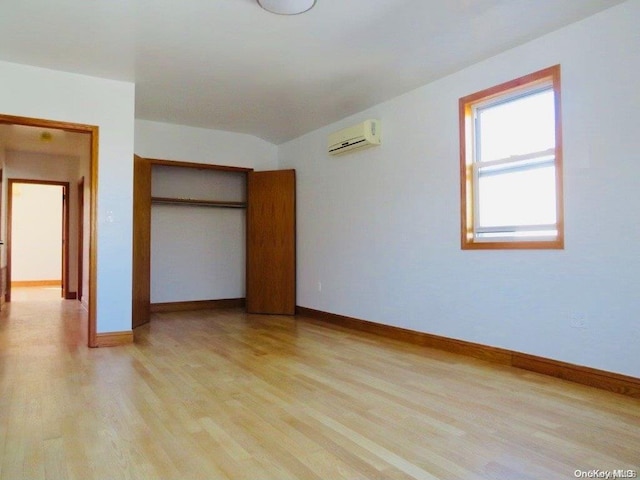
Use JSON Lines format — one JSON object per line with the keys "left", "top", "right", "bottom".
{"left": 459, "top": 65, "right": 564, "bottom": 250}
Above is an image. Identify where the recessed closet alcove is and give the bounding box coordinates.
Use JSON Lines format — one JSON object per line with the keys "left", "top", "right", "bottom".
{"left": 132, "top": 156, "right": 295, "bottom": 329}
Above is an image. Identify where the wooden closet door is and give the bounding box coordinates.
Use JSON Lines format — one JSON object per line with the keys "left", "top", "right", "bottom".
{"left": 246, "top": 170, "right": 296, "bottom": 315}
{"left": 132, "top": 155, "right": 151, "bottom": 328}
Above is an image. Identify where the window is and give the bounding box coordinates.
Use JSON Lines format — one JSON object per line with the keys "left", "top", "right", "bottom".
{"left": 459, "top": 65, "right": 563, "bottom": 249}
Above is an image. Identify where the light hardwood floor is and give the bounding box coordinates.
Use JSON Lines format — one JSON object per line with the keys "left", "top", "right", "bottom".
{"left": 1, "top": 288, "right": 638, "bottom": 480}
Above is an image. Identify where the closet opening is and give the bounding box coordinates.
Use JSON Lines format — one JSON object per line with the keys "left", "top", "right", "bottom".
{"left": 132, "top": 156, "right": 296, "bottom": 329}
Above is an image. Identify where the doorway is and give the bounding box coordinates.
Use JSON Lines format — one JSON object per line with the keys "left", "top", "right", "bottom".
{"left": 0, "top": 114, "right": 98, "bottom": 347}
{"left": 7, "top": 180, "right": 69, "bottom": 301}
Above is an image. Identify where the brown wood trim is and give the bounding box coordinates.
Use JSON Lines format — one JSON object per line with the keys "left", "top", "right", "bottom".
{"left": 63, "top": 183, "right": 70, "bottom": 299}
{"left": 0, "top": 266, "right": 6, "bottom": 311}
{"left": 95, "top": 331, "right": 134, "bottom": 347}
{"left": 0, "top": 113, "right": 98, "bottom": 348}
{"left": 88, "top": 126, "right": 99, "bottom": 347}
{"left": 296, "top": 306, "right": 640, "bottom": 398}
{"left": 462, "top": 239, "right": 565, "bottom": 250}
{"left": 65, "top": 291, "right": 77, "bottom": 300}
{"left": 11, "top": 280, "right": 61, "bottom": 287}
{"left": 77, "top": 177, "right": 84, "bottom": 302}
{"left": 150, "top": 298, "right": 246, "bottom": 313}
{"left": 0, "top": 169, "right": 5, "bottom": 260}
{"left": 459, "top": 96, "right": 471, "bottom": 250}
{"left": 552, "top": 65, "right": 565, "bottom": 249}
{"left": 132, "top": 155, "right": 152, "bottom": 329}
{"left": 460, "top": 65, "right": 561, "bottom": 106}
{"left": 0, "top": 114, "right": 97, "bottom": 133}
{"left": 145, "top": 157, "right": 253, "bottom": 173}
{"left": 512, "top": 353, "right": 640, "bottom": 398}
{"left": 4, "top": 182, "right": 10, "bottom": 304}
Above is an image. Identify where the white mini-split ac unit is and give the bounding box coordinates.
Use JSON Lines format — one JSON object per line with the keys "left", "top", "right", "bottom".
{"left": 327, "top": 119, "right": 381, "bottom": 156}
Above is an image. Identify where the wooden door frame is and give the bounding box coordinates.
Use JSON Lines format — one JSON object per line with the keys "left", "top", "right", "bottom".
{"left": 77, "top": 176, "right": 84, "bottom": 302}
{"left": 0, "top": 169, "right": 4, "bottom": 311}
{"left": 0, "top": 114, "right": 99, "bottom": 347}
{"left": 7, "top": 180, "right": 70, "bottom": 300}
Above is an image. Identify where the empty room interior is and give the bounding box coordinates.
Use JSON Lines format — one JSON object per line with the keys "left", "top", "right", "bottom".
{"left": 0, "top": 1, "right": 638, "bottom": 479}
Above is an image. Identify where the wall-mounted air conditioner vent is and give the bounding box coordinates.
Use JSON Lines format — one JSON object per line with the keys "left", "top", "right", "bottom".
{"left": 327, "top": 119, "right": 381, "bottom": 156}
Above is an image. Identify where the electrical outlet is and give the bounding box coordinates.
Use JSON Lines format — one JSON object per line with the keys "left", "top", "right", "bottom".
{"left": 318, "top": 281, "right": 322, "bottom": 292}
{"left": 569, "top": 313, "right": 587, "bottom": 329}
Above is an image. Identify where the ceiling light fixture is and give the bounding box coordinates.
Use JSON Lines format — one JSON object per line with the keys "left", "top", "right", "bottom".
{"left": 40, "top": 131, "right": 53, "bottom": 142}
{"left": 257, "top": 0, "right": 316, "bottom": 15}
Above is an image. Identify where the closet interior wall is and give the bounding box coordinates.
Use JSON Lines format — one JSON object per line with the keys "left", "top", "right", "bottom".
{"left": 150, "top": 164, "right": 248, "bottom": 307}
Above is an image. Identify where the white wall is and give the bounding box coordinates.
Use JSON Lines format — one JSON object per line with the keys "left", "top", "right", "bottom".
{"left": 10, "top": 183, "right": 62, "bottom": 281}
{"left": 0, "top": 60, "right": 135, "bottom": 333}
{"left": 135, "top": 120, "right": 278, "bottom": 304}
{"left": 134, "top": 120, "right": 278, "bottom": 171}
{"left": 278, "top": 1, "right": 640, "bottom": 378}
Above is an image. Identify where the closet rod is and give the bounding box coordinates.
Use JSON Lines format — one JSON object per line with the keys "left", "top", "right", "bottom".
{"left": 151, "top": 197, "right": 246, "bottom": 208}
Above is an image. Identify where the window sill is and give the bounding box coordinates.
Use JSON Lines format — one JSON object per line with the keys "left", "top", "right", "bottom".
{"left": 461, "top": 238, "right": 564, "bottom": 250}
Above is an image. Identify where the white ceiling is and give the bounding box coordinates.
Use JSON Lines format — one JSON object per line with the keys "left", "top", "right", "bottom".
{"left": 0, "top": 0, "right": 625, "bottom": 145}
{"left": 0, "top": 124, "right": 90, "bottom": 157}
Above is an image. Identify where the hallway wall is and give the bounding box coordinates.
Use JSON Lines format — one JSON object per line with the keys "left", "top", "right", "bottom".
{"left": 10, "top": 183, "right": 62, "bottom": 282}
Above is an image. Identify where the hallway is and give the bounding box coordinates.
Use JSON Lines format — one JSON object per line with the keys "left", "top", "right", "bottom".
{"left": 0, "top": 287, "right": 87, "bottom": 351}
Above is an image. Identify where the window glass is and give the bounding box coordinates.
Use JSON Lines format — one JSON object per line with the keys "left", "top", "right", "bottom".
{"left": 477, "top": 89, "right": 555, "bottom": 162}
{"left": 477, "top": 164, "right": 557, "bottom": 228}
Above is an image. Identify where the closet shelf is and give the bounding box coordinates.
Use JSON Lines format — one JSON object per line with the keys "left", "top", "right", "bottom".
{"left": 151, "top": 197, "right": 246, "bottom": 208}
